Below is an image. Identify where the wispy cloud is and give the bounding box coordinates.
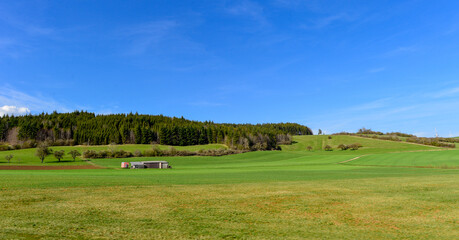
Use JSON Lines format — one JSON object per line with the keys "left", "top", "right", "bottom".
{"left": 315, "top": 13, "right": 350, "bottom": 28}
{"left": 347, "top": 98, "right": 392, "bottom": 111}
{"left": 119, "top": 20, "right": 178, "bottom": 55}
{"left": 226, "top": 1, "right": 267, "bottom": 25}
{"left": 300, "top": 13, "right": 353, "bottom": 30}
{"left": 368, "top": 67, "right": 385, "bottom": 73}
{"left": 0, "top": 38, "right": 25, "bottom": 58}
{"left": 382, "top": 46, "right": 418, "bottom": 57}
{"left": 0, "top": 3, "right": 57, "bottom": 59}
{"left": 301, "top": 85, "right": 459, "bottom": 136}
{"left": 0, "top": 3, "right": 55, "bottom": 36}
{"left": 0, "top": 86, "right": 70, "bottom": 113}
{"left": 429, "top": 87, "right": 459, "bottom": 98}
{"left": 272, "top": 0, "right": 322, "bottom": 12}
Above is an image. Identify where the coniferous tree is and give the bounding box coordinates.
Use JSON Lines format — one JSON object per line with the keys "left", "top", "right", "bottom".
{"left": 0, "top": 111, "right": 312, "bottom": 150}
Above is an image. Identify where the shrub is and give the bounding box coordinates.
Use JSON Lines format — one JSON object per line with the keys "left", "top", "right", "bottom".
{"left": 349, "top": 143, "right": 362, "bottom": 150}
{"left": 21, "top": 140, "right": 37, "bottom": 149}
{"left": 306, "top": 146, "right": 313, "bottom": 151}
{"left": 134, "top": 150, "right": 143, "bottom": 157}
{"left": 113, "top": 150, "right": 132, "bottom": 158}
{"left": 152, "top": 145, "right": 163, "bottom": 156}
{"left": 83, "top": 150, "right": 97, "bottom": 158}
{"left": 324, "top": 145, "right": 333, "bottom": 151}
{"left": 337, "top": 144, "right": 348, "bottom": 150}
{"left": 0, "top": 145, "right": 12, "bottom": 151}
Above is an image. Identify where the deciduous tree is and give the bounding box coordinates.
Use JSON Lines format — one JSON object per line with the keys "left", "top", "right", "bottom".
{"left": 68, "top": 150, "right": 81, "bottom": 161}
{"left": 54, "top": 150, "right": 65, "bottom": 162}
{"left": 5, "top": 154, "right": 13, "bottom": 163}
{"left": 35, "top": 143, "right": 52, "bottom": 163}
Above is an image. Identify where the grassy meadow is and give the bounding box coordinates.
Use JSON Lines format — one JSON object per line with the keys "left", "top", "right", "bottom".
{"left": 0, "top": 143, "right": 227, "bottom": 165}
{"left": 0, "top": 135, "right": 458, "bottom": 239}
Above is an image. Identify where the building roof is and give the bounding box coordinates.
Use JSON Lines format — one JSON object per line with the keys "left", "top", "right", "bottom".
{"left": 143, "top": 161, "right": 169, "bottom": 164}
{"left": 130, "top": 162, "right": 144, "bottom": 165}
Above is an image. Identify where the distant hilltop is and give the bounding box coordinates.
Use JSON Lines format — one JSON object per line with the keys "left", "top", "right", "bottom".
{"left": 0, "top": 111, "right": 312, "bottom": 150}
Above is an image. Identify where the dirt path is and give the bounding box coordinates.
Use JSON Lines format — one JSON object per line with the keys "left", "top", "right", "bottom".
{"left": 85, "top": 160, "right": 103, "bottom": 168}
{"left": 338, "top": 155, "right": 368, "bottom": 164}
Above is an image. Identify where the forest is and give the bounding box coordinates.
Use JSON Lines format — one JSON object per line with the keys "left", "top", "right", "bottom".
{"left": 0, "top": 111, "right": 312, "bottom": 150}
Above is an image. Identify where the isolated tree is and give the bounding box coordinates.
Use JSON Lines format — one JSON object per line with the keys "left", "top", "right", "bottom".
{"left": 338, "top": 144, "right": 348, "bottom": 150}
{"left": 68, "top": 150, "right": 81, "bottom": 161}
{"left": 53, "top": 150, "right": 65, "bottom": 162}
{"left": 324, "top": 145, "right": 333, "bottom": 151}
{"left": 35, "top": 143, "right": 52, "bottom": 163}
{"left": 5, "top": 154, "right": 13, "bottom": 163}
{"left": 306, "top": 146, "right": 313, "bottom": 151}
{"left": 318, "top": 129, "right": 323, "bottom": 135}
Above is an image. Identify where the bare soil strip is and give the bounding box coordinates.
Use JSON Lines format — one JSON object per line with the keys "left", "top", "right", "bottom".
{"left": 338, "top": 155, "right": 367, "bottom": 164}
{"left": 0, "top": 165, "right": 102, "bottom": 170}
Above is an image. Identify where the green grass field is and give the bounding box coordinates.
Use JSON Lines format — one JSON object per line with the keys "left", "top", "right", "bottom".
{"left": 0, "top": 143, "right": 227, "bottom": 165}
{"left": 0, "top": 135, "right": 458, "bottom": 239}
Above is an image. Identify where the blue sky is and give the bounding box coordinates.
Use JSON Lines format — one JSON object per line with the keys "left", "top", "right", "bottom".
{"left": 1, "top": 0, "right": 459, "bottom": 137}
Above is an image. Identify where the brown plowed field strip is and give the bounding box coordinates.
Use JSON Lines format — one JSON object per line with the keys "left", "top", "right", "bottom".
{"left": 0, "top": 165, "right": 102, "bottom": 170}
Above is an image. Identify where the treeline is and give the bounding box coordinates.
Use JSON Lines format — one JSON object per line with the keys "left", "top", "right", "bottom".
{"left": 334, "top": 128, "right": 456, "bottom": 148}
{"left": 406, "top": 137, "right": 456, "bottom": 148}
{"left": 354, "top": 128, "right": 416, "bottom": 137}
{"left": 82, "top": 146, "right": 248, "bottom": 159}
{"left": 0, "top": 111, "right": 312, "bottom": 150}
{"left": 436, "top": 137, "right": 459, "bottom": 143}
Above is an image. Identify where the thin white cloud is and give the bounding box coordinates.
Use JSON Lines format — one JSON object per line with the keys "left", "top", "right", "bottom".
{"left": 226, "top": 1, "right": 267, "bottom": 25}
{"left": 300, "top": 13, "right": 353, "bottom": 30}
{"left": 382, "top": 46, "right": 417, "bottom": 57}
{"left": 0, "top": 105, "right": 30, "bottom": 116}
{"left": 430, "top": 87, "right": 459, "bottom": 98}
{"left": 299, "top": 85, "right": 459, "bottom": 136}
{"left": 119, "top": 20, "right": 178, "bottom": 55}
{"left": 315, "top": 13, "right": 350, "bottom": 28}
{"left": 0, "top": 38, "right": 24, "bottom": 58}
{"left": 272, "top": 0, "right": 321, "bottom": 12}
{"left": 0, "top": 3, "right": 55, "bottom": 37}
{"left": 0, "top": 86, "right": 70, "bottom": 113}
{"left": 347, "top": 98, "right": 392, "bottom": 111}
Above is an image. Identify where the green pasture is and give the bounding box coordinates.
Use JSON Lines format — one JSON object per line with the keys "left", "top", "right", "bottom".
{"left": 281, "top": 135, "right": 435, "bottom": 153}
{"left": 0, "top": 143, "right": 227, "bottom": 165}
{"left": 346, "top": 150, "right": 459, "bottom": 168}
{"left": 0, "top": 135, "right": 458, "bottom": 239}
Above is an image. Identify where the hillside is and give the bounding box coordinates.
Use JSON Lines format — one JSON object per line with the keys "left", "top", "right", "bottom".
{"left": 281, "top": 135, "right": 436, "bottom": 154}
{"left": 1, "top": 133, "right": 458, "bottom": 239}
{"left": 0, "top": 143, "right": 227, "bottom": 166}
{"left": 0, "top": 111, "right": 312, "bottom": 150}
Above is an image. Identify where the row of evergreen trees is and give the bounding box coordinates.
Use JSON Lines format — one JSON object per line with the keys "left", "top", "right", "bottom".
{"left": 0, "top": 111, "right": 312, "bottom": 150}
